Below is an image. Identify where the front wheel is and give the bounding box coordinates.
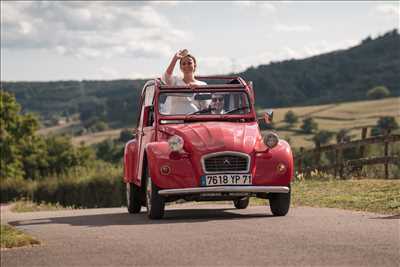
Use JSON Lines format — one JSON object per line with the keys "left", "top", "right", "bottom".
{"left": 145, "top": 165, "right": 165, "bottom": 219}
{"left": 269, "top": 189, "right": 291, "bottom": 216}
{"left": 126, "top": 182, "right": 141, "bottom": 214}
{"left": 233, "top": 197, "right": 249, "bottom": 209}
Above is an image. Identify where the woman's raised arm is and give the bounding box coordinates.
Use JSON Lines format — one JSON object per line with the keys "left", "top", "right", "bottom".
{"left": 163, "top": 50, "right": 187, "bottom": 85}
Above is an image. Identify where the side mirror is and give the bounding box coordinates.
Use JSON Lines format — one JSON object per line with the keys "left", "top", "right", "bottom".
{"left": 143, "top": 106, "right": 154, "bottom": 127}
{"left": 264, "top": 109, "right": 273, "bottom": 124}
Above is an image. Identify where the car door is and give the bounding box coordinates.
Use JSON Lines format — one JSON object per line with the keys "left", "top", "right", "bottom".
{"left": 135, "top": 83, "right": 155, "bottom": 185}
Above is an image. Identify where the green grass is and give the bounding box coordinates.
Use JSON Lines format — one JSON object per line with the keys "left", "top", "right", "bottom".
{"left": 1, "top": 224, "right": 40, "bottom": 249}
{"left": 251, "top": 179, "right": 400, "bottom": 214}
{"left": 11, "top": 200, "right": 74, "bottom": 213}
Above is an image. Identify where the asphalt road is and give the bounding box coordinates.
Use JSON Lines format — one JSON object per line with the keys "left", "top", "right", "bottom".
{"left": 1, "top": 203, "right": 399, "bottom": 267}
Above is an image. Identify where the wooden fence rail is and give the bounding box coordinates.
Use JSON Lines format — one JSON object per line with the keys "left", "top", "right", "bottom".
{"left": 296, "top": 128, "right": 400, "bottom": 179}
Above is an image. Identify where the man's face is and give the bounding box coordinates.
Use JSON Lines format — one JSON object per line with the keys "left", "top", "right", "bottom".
{"left": 211, "top": 95, "right": 224, "bottom": 113}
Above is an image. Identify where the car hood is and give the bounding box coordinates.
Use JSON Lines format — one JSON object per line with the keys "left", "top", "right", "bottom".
{"left": 159, "top": 121, "right": 261, "bottom": 154}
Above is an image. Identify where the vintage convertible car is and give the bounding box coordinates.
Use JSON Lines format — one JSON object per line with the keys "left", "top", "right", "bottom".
{"left": 124, "top": 76, "right": 293, "bottom": 219}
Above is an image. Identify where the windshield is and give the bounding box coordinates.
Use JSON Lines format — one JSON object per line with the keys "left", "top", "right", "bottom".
{"left": 158, "top": 91, "right": 251, "bottom": 116}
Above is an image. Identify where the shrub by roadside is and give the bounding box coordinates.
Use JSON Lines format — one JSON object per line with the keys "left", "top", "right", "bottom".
{"left": 1, "top": 162, "right": 126, "bottom": 208}
{"left": 1, "top": 224, "right": 40, "bottom": 249}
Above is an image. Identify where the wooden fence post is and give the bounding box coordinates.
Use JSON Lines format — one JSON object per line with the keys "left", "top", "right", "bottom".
{"left": 298, "top": 147, "right": 304, "bottom": 175}
{"left": 335, "top": 134, "right": 344, "bottom": 179}
{"left": 384, "top": 129, "right": 391, "bottom": 179}
{"left": 360, "top": 127, "right": 367, "bottom": 157}
{"left": 357, "top": 127, "right": 368, "bottom": 176}
{"left": 334, "top": 147, "right": 338, "bottom": 178}
{"left": 315, "top": 140, "right": 321, "bottom": 170}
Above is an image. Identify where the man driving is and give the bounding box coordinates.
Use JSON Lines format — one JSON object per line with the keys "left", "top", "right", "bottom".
{"left": 210, "top": 93, "right": 225, "bottom": 114}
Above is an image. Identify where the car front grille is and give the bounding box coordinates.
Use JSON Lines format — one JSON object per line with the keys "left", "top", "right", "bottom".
{"left": 203, "top": 153, "right": 249, "bottom": 173}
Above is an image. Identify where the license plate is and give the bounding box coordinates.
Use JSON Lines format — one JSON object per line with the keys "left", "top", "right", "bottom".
{"left": 200, "top": 174, "right": 252, "bottom": 186}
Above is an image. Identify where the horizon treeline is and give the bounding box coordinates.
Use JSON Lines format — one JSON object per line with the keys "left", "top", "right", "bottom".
{"left": 1, "top": 29, "right": 399, "bottom": 128}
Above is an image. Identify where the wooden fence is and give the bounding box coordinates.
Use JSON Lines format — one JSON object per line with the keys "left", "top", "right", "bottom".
{"left": 296, "top": 128, "right": 400, "bottom": 179}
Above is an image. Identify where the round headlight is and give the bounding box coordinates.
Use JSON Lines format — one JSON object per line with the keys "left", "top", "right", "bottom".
{"left": 168, "top": 135, "right": 184, "bottom": 152}
{"left": 263, "top": 132, "right": 279, "bottom": 149}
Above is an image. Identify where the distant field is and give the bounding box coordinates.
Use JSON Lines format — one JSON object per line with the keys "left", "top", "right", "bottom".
{"left": 71, "top": 129, "right": 124, "bottom": 146}
{"left": 39, "top": 97, "right": 400, "bottom": 148}
{"left": 272, "top": 97, "right": 400, "bottom": 148}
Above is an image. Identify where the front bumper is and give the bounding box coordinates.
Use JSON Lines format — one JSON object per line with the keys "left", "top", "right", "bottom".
{"left": 158, "top": 186, "right": 289, "bottom": 196}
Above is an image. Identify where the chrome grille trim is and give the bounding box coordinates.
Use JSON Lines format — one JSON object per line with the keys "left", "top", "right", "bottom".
{"left": 201, "top": 151, "right": 250, "bottom": 174}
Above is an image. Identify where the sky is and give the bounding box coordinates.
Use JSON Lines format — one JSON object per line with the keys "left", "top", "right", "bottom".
{"left": 1, "top": 1, "right": 399, "bottom": 81}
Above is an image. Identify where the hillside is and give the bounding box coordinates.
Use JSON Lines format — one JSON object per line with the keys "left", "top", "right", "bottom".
{"left": 1, "top": 29, "right": 399, "bottom": 128}
{"left": 41, "top": 97, "right": 399, "bottom": 148}
{"left": 240, "top": 29, "right": 400, "bottom": 108}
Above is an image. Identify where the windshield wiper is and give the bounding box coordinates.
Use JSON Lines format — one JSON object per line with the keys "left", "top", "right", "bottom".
{"left": 225, "top": 106, "right": 250, "bottom": 114}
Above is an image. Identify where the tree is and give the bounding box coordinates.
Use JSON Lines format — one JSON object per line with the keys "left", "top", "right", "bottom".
{"left": 0, "top": 90, "right": 94, "bottom": 180}
{"left": 376, "top": 116, "right": 398, "bottom": 133}
{"left": 367, "top": 86, "right": 391, "bottom": 100}
{"left": 301, "top": 118, "right": 318, "bottom": 134}
{"left": 336, "top": 129, "right": 352, "bottom": 143}
{"left": 312, "top": 130, "right": 333, "bottom": 146}
{"left": 0, "top": 90, "right": 39, "bottom": 180}
{"left": 95, "top": 139, "right": 123, "bottom": 163}
{"left": 119, "top": 129, "right": 133, "bottom": 143}
{"left": 284, "top": 110, "right": 298, "bottom": 127}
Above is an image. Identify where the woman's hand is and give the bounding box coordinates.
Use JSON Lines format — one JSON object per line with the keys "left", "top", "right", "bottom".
{"left": 188, "top": 83, "right": 198, "bottom": 89}
{"left": 175, "top": 49, "right": 188, "bottom": 59}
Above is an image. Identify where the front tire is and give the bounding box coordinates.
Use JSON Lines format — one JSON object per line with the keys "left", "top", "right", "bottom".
{"left": 126, "top": 182, "right": 141, "bottom": 214}
{"left": 145, "top": 165, "right": 165, "bottom": 219}
{"left": 269, "top": 189, "right": 291, "bottom": 216}
{"left": 233, "top": 197, "right": 249, "bottom": 209}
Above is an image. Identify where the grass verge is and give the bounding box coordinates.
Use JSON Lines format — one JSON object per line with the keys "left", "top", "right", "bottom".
{"left": 11, "top": 200, "right": 74, "bottom": 213}
{"left": 251, "top": 179, "right": 400, "bottom": 214}
{"left": 0, "top": 224, "right": 40, "bottom": 249}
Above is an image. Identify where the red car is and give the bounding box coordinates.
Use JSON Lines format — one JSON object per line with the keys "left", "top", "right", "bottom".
{"left": 124, "top": 76, "right": 293, "bottom": 219}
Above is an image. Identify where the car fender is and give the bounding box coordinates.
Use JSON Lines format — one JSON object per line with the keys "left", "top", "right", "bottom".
{"left": 253, "top": 140, "right": 294, "bottom": 186}
{"left": 123, "top": 139, "right": 138, "bottom": 183}
{"left": 146, "top": 142, "right": 198, "bottom": 189}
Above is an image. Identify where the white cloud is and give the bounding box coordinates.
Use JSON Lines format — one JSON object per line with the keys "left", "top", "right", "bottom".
{"left": 98, "top": 67, "right": 123, "bottom": 80}
{"left": 233, "top": 1, "right": 276, "bottom": 12}
{"left": 148, "top": 1, "right": 180, "bottom": 6}
{"left": 259, "top": 2, "right": 277, "bottom": 12}
{"left": 233, "top": 39, "right": 359, "bottom": 74}
{"left": 199, "top": 57, "right": 237, "bottom": 75}
{"left": 375, "top": 4, "right": 400, "bottom": 17}
{"left": 303, "top": 39, "right": 358, "bottom": 57}
{"left": 273, "top": 24, "right": 312, "bottom": 32}
{"left": 1, "top": 2, "right": 189, "bottom": 59}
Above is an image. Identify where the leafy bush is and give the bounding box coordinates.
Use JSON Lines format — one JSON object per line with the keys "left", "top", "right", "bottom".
{"left": 312, "top": 130, "right": 334, "bottom": 146}
{"left": 301, "top": 118, "right": 318, "bottom": 134}
{"left": 0, "top": 162, "right": 126, "bottom": 208}
{"left": 1, "top": 91, "right": 96, "bottom": 180}
{"left": 95, "top": 139, "right": 124, "bottom": 164}
{"left": 92, "top": 121, "right": 109, "bottom": 132}
{"left": 377, "top": 116, "right": 399, "bottom": 132}
{"left": 367, "top": 86, "right": 391, "bottom": 99}
{"left": 119, "top": 129, "right": 133, "bottom": 143}
{"left": 284, "top": 110, "right": 298, "bottom": 127}
{"left": 0, "top": 178, "right": 35, "bottom": 203}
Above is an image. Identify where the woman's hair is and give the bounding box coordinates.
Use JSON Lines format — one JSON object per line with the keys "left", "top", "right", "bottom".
{"left": 179, "top": 54, "right": 197, "bottom": 68}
